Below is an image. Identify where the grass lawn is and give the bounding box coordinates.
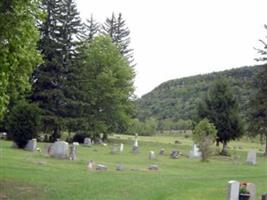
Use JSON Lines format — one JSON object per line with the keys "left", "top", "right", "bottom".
{"left": 0, "top": 135, "right": 266, "bottom": 200}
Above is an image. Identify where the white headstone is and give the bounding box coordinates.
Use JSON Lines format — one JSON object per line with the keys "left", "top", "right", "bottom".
{"left": 25, "top": 139, "right": 37, "bottom": 151}
{"left": 120, "top": 143, "right": 124, "bottom": 152}
{"left": 246, "top": 150, "right": 256, "bottom": 165}
{"left": 69, "top": 142, "right": 78, "bottom": 160}
{"left": 84, "top": 137, "right": 91, "bottom": 146}
{"left": 87, "top": 160, "right": 95, "bottom": 170}
{"left": 133, "top": 139, "right": 138, "bottom": 147}
{"left": 246, "top": 183, "right": 256, "bottom": 200}
{"left": 48, "top": 141, "right": 69, "bottom": 159}
{"left": 149, "top": 151, "right": 156, "bottom": 160}
{"left": 189, "top": 144, "right": 201, "bottom": 158}
{"left": 96, "top": 164, "right": 107, "bottom": 171}
{"left": 227, "top": 180, "right": 240, "bottom": 200}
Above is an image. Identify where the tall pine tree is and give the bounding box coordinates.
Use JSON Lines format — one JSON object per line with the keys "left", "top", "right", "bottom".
{"left": 31, "top": 0, "right": 82, "bottom": 141}
{"left": 102, "top": 13, "right": 134, "bottom": 65}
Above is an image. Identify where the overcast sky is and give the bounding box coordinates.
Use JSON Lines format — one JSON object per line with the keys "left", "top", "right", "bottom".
{"left": 76, "top": 0, "right": 267, "bottom": 97}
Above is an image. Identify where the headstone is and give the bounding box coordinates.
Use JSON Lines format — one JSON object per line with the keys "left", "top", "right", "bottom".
{"left": 189, "top": 144, "right": 201, "bottom": 158}
{"left": 111, "top": 145, "right": 119, "bottom": 154}
{"left": 149, "top": 151, "right": 156, "bottom": 160}
{"left": 246, "top": 183, "right": 256, "bottom": 200}
{"left": 170, "top": 150, "right": 179, "bottom": 159}
{"left": 84, "top": 138, "right": 91, "bottom": 146}
{"left": 133, "top": 138, "right": 138, "bottom": 147}
{"left": 48, "top": 141, "right": 69, "bottom": 159}
{"left": 227, "top": 180, "right": 240, "bottom": 200}
{"left": 119, "top": 143, "right": 124, "bottom": 152}
{"left": 262, "top": 193, "right": 267, "bottom": 200}
{"left": 11, "top": 141, "right": 18, "bottom": 148}
{"left": 148, "top": 165, "right": 159, "bottom": 171}
{"left": 96, "top": 164, "right": 107, "bottom": 172}
{"left": 246, "top": 150, "right": 257, "bottom": 165}
{"left": 87, "top": 160, "right": 95, "bottom": 170}
{"left": 69, "top": 142, "right": 78, "bottom": 160}
{"left": 159, "top": 148, "right": 165, "bottom": 155}
{"left": 95, "top": 137, "right": 103, "bottom": 144}
{"left": 132, "top": 138, "right": 139, "bottom": 153}
{"left": 132, "top": 145, "right": 139, "bottom": 154}
{"left": 25, "top": 139, "right": 37, "bottom": 151}
{"left": 116, "top": 164, "right": 124, "bottom": 171}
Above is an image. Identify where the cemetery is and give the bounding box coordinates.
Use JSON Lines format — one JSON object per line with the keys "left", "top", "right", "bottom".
{"left": 0, "top": 134, "right": 266, "bottom": 200}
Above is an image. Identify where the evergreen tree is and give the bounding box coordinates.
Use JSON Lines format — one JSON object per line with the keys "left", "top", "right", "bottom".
{"left": 255, "top": 24, "right": 267, "bottom": 62}
{"left": 80, "top": 14, "right": 99, "bottom": 42}
{"left": 102, "top": 13, "right": 134, "bottom": 65}
{"left": 31, "top": 0, "right": 82, "bottom": 141}
{"left": 249, "top": 52, "right": 267, "bottom": 155}
{"left": 198, "top": 78, "right": 244, "bottom": 155}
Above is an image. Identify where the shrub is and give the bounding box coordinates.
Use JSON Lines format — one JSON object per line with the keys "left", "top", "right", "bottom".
{"left": 72, "top": 132, "right": 87, "bottom": 143}
{"left": 7, "top": 101, "right": 42, "bottom": 148}
{"left": 193, "top": 119, "right": 217, "bottom": 161}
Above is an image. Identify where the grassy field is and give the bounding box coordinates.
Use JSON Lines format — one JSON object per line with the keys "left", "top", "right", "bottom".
{"left": 0, "top": 135, "right": 266, "bottom": 200}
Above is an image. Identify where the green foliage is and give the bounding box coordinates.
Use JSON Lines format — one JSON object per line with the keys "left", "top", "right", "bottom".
{"left": 69, "top": 35, "right": 135, "bottom": 136}
{"left": 198, "top": 77, "right": 244, "bottom": 154}
{"left": 6, "top": 101, "right": 42, "bottom": 148}
{"left": 136, "top": 65, "right": 263, "bottom": 124}
{"left": 0, "top": 0, "right": 43, "bottom": 118}
{"left": 248, "top": 64, "right": 267, "bottom": 155}
{"left": 193, "top": 119, "right": 217, "bottom": 161}
{"left": 128, "top": 118, "right": 157, "bottom": 136}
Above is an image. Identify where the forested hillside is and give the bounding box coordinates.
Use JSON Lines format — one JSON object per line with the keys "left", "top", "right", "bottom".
{"left": 136, "top": 65, "right": 263, "bottom": 125}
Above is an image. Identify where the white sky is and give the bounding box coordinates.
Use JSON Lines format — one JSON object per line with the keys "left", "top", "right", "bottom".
{"left": 76, "top": 0, "right": 267, "bottom": 97}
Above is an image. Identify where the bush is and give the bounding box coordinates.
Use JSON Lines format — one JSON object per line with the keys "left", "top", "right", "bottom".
{"left": 72, "top": 132, "right": 87, "bottom": 143}
{"left": 7, "top": 101, "right": 42, "bottom": 148}
{"left": 193, "top": 119, "right": 217, "bottom": 161}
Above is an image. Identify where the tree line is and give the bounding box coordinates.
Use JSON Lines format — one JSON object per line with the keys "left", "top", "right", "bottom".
{"left": 0, "top": 0, "right": 135, "bottom": 145}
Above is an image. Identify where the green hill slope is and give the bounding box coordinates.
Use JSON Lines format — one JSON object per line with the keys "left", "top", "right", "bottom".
{"left": 136, "top": 65, "right": 263, "bottom": 123}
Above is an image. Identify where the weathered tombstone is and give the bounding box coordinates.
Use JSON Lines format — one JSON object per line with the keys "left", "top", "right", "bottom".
{"left": 149, "top": 151, "right": 156, "bottom": 160}
{"left": 116, "top": 164, "right": 124, "bottom": 171}
{"left": 227, "top": 180, "right": 240, "bottom": 200}
{"left": 246, "top": 150, "right": 257, "bottom": 165}
{"left": 25, "top": 139, "right": 37, "bottom": 151}
{"left": 132, "top": 138, "right": 139, "bottom": 153}
{"left": 11, "top": 141, "right": 18, "bottom": 148}
{"left": 48, "top": 141, "right": 69, "bottom": 159}
{"left": 189, "top": 144, "right": 201, "bottom": 158}
{"left": 170, "top": 150, "right": 179, "bottom": 159}
{"left": 119, "top": 143, "right": 124, "bottom": 152}
{"left": 111, "top": 144, "right": 119, "bottom": 154}
{"left": 96, "top": 164, "right": 107, "bottom": 172}
{"left": 83, "top": 137, "right": 91, "bottom": 146}
{"left": 262, "top": 193, "right": 267, "bottom": 200}
{"left": 95, "top": 137, "right": 103, "bottom": 144}
{"left": 69, "top": 142, "right": 78, "bottom": 160}
{"left": 148, "top": 165, "right": 159, "bottom": 171}
{"left": 159, "top": 148, "right": 165, "bottom": 155}
{"left": 87, "top": 160, "right": 95, "bottom": 170}
{"left": 132, "top": 145, "right": 139, "bottom": 154}
{"left": 246, "top": 183, "right": 256, "bottom": 200}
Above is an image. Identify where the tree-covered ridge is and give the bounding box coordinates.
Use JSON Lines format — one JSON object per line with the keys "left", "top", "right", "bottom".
{"left": 136, "top": 65, "right": 264, "bottom": 122}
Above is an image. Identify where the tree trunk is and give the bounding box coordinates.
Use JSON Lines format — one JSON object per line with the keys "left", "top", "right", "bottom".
{"left": 221, "top": 141, "right": 228, "bottom": 156}
{"left": 216, "top": 140, "right": 219, "bottom": 147}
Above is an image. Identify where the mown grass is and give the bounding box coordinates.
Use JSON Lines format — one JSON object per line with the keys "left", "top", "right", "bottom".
{"left": 0, "top": 135, "right": 266, "bottom": 200}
